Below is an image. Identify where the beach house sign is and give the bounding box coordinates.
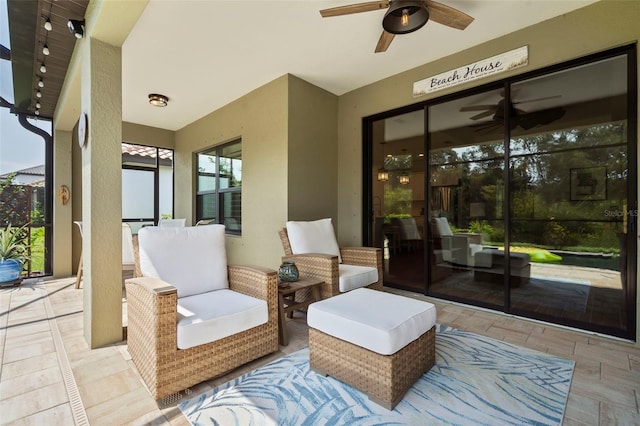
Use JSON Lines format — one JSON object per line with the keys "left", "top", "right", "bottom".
{"left": 413, "top": 46, "right": 529, "bottom": 97}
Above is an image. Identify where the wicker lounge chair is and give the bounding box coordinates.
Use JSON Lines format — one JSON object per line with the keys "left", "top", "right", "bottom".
{"left": 125, "top": 225, "right": 278, "bottom": 400}
{"left": 279, "top": 218, "right": 383, "bottom": 300}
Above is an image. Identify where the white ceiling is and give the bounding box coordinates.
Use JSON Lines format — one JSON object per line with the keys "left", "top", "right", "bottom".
{"left": 121, "top": 0, "right": 599, "bottom": 132}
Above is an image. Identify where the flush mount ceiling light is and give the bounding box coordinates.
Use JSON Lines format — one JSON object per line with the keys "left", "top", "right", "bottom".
{"left": 148, "top": 93, "right": 169, "bottom": 107}
{"left": 382, "top": 0, "right": 429, "bottom": 34}
{"left": 44, "top": 18, "right": 52, "bottom": 31}
{"left": 67, "top": 19, "right": 85, "bottom": 39}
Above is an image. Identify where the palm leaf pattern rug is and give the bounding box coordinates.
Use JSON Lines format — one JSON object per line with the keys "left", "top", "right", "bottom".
{"left": 179, "top": 324, "right": 574, "bottom": 425}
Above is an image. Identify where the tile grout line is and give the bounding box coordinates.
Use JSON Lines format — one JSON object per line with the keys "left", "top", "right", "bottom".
{"left": 42, "top": 284, "right": 90, "bottom": 426}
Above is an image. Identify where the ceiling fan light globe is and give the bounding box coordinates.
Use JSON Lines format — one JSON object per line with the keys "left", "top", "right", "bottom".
{"left": 382, "top": 1, "right": 429, "bottom": 34}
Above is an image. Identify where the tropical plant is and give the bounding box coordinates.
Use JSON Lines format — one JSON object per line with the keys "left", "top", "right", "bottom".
{"left": 0, "top": 224, "right": 30, "bottom": 262}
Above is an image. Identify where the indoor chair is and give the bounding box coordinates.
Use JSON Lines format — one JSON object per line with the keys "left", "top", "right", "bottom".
{"left": 125, "top": 225, "right": 278, "bottom": 400}
{"left": 431, "top": 217, "right": 482, "bottom": 266}
{"left": 279, "top": 218, "right": 382, "bottom": 300}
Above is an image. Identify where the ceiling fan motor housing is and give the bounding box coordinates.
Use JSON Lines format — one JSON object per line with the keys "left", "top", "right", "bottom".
{"left": 383, "top": 0, "right": 430, "bottom": 34}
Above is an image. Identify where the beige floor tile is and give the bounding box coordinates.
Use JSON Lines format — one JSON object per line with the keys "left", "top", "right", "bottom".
{"left": 599, "top": 400, "right": 640, "bottom": 424}
{"left": 525, "top": 330, "right": 577, "bottom": 357}
{"left": 3, "top": 402, "right": 74, "bottom": 426}
{"left": 1, "top": 351, "right": 59, "bottom": 380}
{"left": 0, "top": 381, "right": 69, "bottom": 423}
{"left": 79, "top": 367, "right": 148, "bottom": 409}
{"left": 85, "top": 387, "right": 162, "bottom": 426}
{"left": 3, "top": 330, "right": 52, "bottom": 349}
{"left": 4, "top": 320, "right": 51, "bottom": 340}
{"left": 2, "top": 337, "right": 56, "bottom": 364}
{"left": 0, "top": 365, "right": 63, "bottom": 400}
{"left": 72, "top": 351, "right": 131, "bottom": 385}
{"left": 564, "top": 392, "right": 600, "bottom": 426}
{"left": 601, "top": 363, "right": 640, "bottom": 392}
{"left": 574, "top": 341, "right": 631, "bottom": 370}
{"left": 571, "top": 373, "right": 637, "bottom": 412}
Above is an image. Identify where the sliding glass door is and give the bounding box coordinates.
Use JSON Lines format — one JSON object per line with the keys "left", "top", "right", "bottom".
{"left": 427, "top": 88, "right": 507, "bottom": 309}
{"left": 370, "top": 110, "right": 426, "bottom": 292}
{"left": 366, "top": 46, "right": 636, "bottom": 339}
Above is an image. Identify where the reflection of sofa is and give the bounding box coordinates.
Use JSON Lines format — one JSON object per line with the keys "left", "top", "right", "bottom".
{"left": 431, "top": 217, "right": 482, "bottom": 266}
{"left": 473, "top": 249, "right": 531, "bottom": 286}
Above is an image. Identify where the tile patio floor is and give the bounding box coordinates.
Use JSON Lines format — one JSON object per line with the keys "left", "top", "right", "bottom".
{"left": 1, "top": 277, "right": 639, "bottom": 425}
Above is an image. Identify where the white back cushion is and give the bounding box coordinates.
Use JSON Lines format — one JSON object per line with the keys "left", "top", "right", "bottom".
{"left": 138, "top": 225, "right": 228, "bottom": 297}
{"left": 434, "top": 217, "right": 453, "bottom": 237}
{"left": 286, "top": 218, "right": 342, "bottom": 262}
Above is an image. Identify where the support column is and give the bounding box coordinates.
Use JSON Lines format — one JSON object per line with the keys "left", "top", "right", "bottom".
{"left": 52, "top": 129, "right": 73, "bottom": 278}
{"left": 80, "top": 37, "right": 123, "bottom": 348}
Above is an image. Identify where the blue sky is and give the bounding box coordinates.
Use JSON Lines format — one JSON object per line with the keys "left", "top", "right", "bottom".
{"left": 0, "top": 0, "right": 49, "bottom": 175}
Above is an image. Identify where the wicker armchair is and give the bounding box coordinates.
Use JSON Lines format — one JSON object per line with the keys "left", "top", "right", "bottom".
{"left": 125, "top": 225, "right": 278, "bottom": 400}
{"left": 279, "top": 219, "right": 383, "bottom": 300}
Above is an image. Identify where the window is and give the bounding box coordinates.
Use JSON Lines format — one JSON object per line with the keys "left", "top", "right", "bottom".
{"left": 121, "top": 143, "right": 174, "bottom": 233}
{"left": 196, "top": 139, "right": 242, "bottom": 234}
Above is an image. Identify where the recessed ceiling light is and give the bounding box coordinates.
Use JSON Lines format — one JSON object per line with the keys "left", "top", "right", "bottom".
{"left": 44, "top": 19, "right": 52, "bottom": 31}
{"left": 148, "top": 93, "right": 169, "bottom": 107}
{"left": 38, "top": 79, "right": 44, "bottom": 88}
{"left": 36, "top": 90, "right": 42, "bottom": 98}
{"left": 43, "top": 44, "right": 50, "bottom": 55}
{"left": 40, "top": 64, "right": 47, "bottom": 73}
{"left": 35, "top": 102, "right": 41, "bottom": 109}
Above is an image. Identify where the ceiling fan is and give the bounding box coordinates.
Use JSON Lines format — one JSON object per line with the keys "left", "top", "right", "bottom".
{"left": 460, "top": 95, "right": 565, "bottom": 131}
{"left": 319, "top": 0, "right": 474, "bottom": 53}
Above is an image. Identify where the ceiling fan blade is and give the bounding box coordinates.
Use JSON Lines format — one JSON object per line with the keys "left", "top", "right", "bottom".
{"left": 469, "top": 110, "right": 495, "bottom": 120}
{"left": 424, "top": 0, "right": 474, "bottom": 30}
{"left": 320, "top": 1, "right": 389, "bottom": 17}
{"left": 460, "top": 105, "right": 497, "bottom": 112}
{"left": 375, "top": 30, "right": 395, "bottom": 53}
{"left": 513, "top": 95, "right": 562, "bottom": 105}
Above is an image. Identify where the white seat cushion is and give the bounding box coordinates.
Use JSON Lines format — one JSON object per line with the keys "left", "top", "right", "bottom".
{"left": 338, "top": 264, "right": 378, "bottom": 292}
{"left": 176, "top": 289, "right": 268, "bottom": 349}
{"left": 286, "top": 218, "right": 342, "bottom": 263}
{"left": 138, "top": 225, "right": 228, "bottom": 298}
{"left": 308, "top": 288, "right": 436, "bottom": 355}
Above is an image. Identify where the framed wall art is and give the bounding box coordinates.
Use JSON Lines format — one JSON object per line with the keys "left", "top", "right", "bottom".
{"left": 570, "top": 166, "right": 607, "bottom": 201}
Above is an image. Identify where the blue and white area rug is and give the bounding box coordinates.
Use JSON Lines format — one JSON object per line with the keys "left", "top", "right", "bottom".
{"left": 179, "top": 325, "right": 575, "bottom": 425}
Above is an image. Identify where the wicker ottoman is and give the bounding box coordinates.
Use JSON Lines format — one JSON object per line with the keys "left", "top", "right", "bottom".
{"left": 307, "top": 288, "right": 436, "bottom": 410}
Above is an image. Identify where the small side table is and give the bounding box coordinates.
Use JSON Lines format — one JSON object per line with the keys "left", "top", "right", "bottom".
{"left": 278, "top": 278, "right": 323, "bottom": 346}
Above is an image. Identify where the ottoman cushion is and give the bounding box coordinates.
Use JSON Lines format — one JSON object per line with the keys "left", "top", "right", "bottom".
{"left": 308, "top": 288, "right": 436, "bottom": 355}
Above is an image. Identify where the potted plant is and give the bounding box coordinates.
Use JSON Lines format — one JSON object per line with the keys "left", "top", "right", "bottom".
{"left": 0, "top": 224, "right": 29, "bottom": 285}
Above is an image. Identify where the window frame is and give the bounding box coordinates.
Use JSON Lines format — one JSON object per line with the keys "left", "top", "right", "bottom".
{"left": 195, "top": 138, "right": 242, "bottom": 235}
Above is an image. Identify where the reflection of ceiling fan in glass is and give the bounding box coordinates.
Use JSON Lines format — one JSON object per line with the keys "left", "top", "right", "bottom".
{"left": 319, "top": 0, "right": 474, "bottom": 53}
{"left": 460, "top": 94, "right": 565, "bottom": 131}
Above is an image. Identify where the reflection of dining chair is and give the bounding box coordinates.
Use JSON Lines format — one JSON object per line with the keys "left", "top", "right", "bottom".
{"left": 195, "top": 219, "right": 214, "bottom": 226}
{"left": 75, "top": 222, "right": 137, "bottom": 289}
{"left": 390, "top": 217, "right": 422, "bottom": 252}
{"left": 158, "top": 218, "right": 186, "bottom": 228}
{"left": 122, "top": 223, "right": 135, "bottom": 283}
{"left": 431, "top": 217, "right": 482, "bottom": 267}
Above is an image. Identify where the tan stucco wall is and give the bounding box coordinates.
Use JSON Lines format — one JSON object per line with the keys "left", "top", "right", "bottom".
{"left": 122, "top": 122, "right": 175, "bottom": 149}
{"left": 335, "top": 0, "right": 640, "bottom": 342}
{"left": 287, "top": 75, "right": 339, "bottom": 223}
{"left": 174, "top": 75, "right": 289, "bottom": 269}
